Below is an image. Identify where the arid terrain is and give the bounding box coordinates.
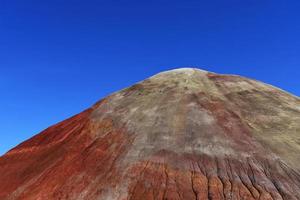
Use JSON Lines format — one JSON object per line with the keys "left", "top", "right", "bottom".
{"left": 0, "top": 68, "right": 299, "bottom": 200}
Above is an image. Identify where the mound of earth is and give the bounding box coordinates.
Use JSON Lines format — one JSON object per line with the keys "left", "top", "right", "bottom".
{"left": 0, "top": 68, "right": 299, "bottom": 200}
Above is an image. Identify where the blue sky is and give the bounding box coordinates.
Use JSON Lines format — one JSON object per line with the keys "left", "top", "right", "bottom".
{"left": 0, "top": 0, "right": 299, "bottom": 155}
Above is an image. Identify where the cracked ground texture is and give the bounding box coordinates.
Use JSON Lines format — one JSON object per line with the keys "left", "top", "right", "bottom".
{"left": 0, "top": 68, "right": 299, "bottom": 200}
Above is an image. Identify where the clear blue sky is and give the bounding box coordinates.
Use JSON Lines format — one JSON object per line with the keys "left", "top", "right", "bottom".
{"left": 0, "top": 0, "right": 299, "bottom": 155}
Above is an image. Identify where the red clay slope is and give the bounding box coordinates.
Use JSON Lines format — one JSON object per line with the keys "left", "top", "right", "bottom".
{"left": 0, "top": 68, "right": 300, "bottom": 200}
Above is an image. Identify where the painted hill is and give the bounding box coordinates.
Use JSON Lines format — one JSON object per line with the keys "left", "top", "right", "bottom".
{"left": 0, "top": 68, "right": 299, "bottom": 200}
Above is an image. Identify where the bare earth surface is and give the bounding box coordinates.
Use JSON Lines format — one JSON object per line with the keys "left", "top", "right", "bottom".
{"left": 0, "top": 68, "right": 299, "bottom": 200}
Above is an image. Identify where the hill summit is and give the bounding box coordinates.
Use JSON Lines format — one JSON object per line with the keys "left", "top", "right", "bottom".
{"left": 0, "top": 68, "right": 300, "bottom": 199}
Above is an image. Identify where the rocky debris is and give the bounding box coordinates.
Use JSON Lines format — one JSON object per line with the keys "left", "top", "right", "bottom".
{"left": 0, "top": 68, "right": 299, "bottom": 199}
